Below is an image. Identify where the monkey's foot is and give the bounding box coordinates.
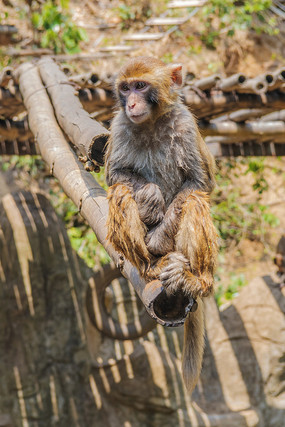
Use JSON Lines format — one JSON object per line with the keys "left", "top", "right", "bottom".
{"left": 160, "top": 252, "right": 213, "bottom": 298}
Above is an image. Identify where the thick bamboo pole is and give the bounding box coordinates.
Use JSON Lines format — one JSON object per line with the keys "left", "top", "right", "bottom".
{"left": 182, "top": 88, "right": 285, "bottom": 119}
{"left": 200, "top": 120, "right": 285, "bottom": 137}
{"left": 38, "top": 57, "right": 110, "bottom": 167}
{"left": 0, "top": 118, "right": 33, "bottom": 141}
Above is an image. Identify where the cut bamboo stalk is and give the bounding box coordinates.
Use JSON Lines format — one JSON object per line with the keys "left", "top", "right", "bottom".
{"left": 123, "top": 33, "right": 164, "bottom": 41}
{"left": 146, "top": 16, "right": 190, "bottom": 25}
{"left": 0, "top": 118, "right": 32, "bottom": 141}
{"left": 168, "top": 0, "right": 206, "bottom": 8}
{"left": 99, "top": 45, "right": 136, "bottom": 52}
{"left": 38, "top": 57, "right": 110, "bottom": 167}
{"left": 199, "top": 120, "right": 285, "bottom": 137}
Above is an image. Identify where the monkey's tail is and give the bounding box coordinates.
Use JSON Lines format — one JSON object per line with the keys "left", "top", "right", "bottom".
{"left": 182, "top": 297, "right": 204, "bottom": 393}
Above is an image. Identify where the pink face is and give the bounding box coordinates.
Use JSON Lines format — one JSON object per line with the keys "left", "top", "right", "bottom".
{"left": 118, "top": 80, "right": 153, "bottom": 124}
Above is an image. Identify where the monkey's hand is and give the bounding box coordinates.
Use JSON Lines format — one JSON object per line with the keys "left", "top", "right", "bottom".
{"left": 145, "top": 196, "right": 183, "bottom": 256}
{"left": 134, "top": 183, "right": 165, "bottom": 227}
{"left": 145, "top": 224, "right": 175, "bottom": 257}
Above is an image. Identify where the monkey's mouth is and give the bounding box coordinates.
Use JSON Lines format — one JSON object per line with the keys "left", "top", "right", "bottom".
{"left": 129, "top": 112, "right": 148, "bottom": 123}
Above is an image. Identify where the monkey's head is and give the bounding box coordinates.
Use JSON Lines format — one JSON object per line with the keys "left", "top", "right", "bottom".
{"left": 115, "top": 56, "right": 183, "bottom": 124}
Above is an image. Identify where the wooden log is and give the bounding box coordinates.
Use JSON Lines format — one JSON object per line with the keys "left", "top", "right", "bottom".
{"left": 0, "top": 139, "right": 38, "bottom": 156}
{"left": 0, "top": 24, "right": 18, "bottom": 45}
{"left": 183, "top": 88, "right": 285, "bottom": 119}
{"left": 213, "top": 108, "right": 273, "bottom": 123}
{"left": 68, "top": 71, "right": 100, "bottom": 88}
{"left": 99, "top": 45, "right": 136, "bottom": 52}
{"left": 123, "top": 33, "right": 164, "bottom": 41}
{"left": 0, "top": 87, "right": 26, "bottom": 118}
{"left": 191, "top": 74, "right": 221, "bottom": 91}
{"left": 205, "top": 135, "right": 285, "bottom": 144}
{"left": 208, "top": 141, "right": 285, "bottom": 157}
{"left": 38, "top": 57, "right": 110, "bottom": 167}
{"left": 79, "top": 87, "right": 115, "bottom": 115}
{"left": 16, "top": 62, "right": 193, "bottom": 327}
{"left": 0, "top": 118, "right": 33, "bottom": 141}
{"left": 168, "top": 0, "right": 206, "bottom": 7}
{"left": 0, "top": 67, "right": 13, "bottom": 88}
{"left": 5, "top": 47, "right": 54, "bottom": 57}
{"left": 236, "top": 76, "right": 268, "bottom": 94}
{"left": 266, "top": 69, "right": 285, "bottom": 91}
{"left": 199, "top": 119, "right": 285, "bottom": 137}
{"left": 260, "top": 109, "right": 285, "bottom": 122}
{"left": 218, "top": 73, "right": 247, "bottom": 92}
{"left": 146, "top": 16, "right": 190, "bottom": 25}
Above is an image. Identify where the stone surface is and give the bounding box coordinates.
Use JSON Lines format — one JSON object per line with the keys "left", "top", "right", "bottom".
{"left": 0, "top": 190, "right": 284, "bottom": 426}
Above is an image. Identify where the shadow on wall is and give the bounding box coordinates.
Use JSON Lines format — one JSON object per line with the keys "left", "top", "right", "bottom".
{"left": 0, "top": 190, "right": 284, "bottom": 427}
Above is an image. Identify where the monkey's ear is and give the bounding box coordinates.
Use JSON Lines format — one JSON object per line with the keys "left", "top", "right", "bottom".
{"left": 169, "top": 64, "right": 183, "bottom": 87}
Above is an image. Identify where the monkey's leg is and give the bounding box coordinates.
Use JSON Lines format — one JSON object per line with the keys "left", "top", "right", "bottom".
{"left": 160, "top": 191, "right": 218, "bottom": 298}
{"left": 107, "top": 183, "right": 151, "bottom": 275}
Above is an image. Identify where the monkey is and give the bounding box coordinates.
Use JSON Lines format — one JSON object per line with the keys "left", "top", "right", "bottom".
{"left": 105, "top": 56, "right": 219, "bottom": 392}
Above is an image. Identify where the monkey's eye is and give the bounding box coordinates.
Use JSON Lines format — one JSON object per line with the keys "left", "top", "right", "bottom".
{"left": 120, "top": 83, "right": 130, "bottom": 92}
{"left": 135, "top": 81, "right": 147, "bottom": 90}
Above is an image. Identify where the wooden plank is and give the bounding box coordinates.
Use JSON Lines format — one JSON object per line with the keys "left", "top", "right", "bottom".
{"left": 145, "top": 16, "right": 189, "bottom": 25}
{"left": 99, "top": 45, "right": 136, "bottom": 52}
{"left": 168, "top": 0, "right": 206, "bottom": 8}
{"left": 124, "top": 33, "right": 164, "bottom": 41}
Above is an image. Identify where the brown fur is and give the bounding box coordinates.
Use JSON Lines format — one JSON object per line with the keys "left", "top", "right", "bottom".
{"left": 105, "top": 57, "right": 218, "bottom": 393}
{"left": 106, "top": 184, "right": 150, "bottom": 275}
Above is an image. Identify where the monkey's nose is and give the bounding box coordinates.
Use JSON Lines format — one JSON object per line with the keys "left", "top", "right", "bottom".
{"left": 129, "top": 103, "right": 136, "bottom": 110}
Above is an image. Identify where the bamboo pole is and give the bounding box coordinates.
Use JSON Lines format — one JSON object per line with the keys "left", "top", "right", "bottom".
{"left": 16, "top": 62, "right": 193, "bottom": 328}
{"left": 200, "top": 120, "right": 285, "bottom": 137}
{"left": 0, "top": 87, "right": 26, "bottom": 118}
{"left": 212, "top": 108, "right": 272, "bottom": 123}
{"left": 0, "top": 67, "right": 13, "bottom": 88}
{"left": 0, "top": 139, "right": 38, "bottom": 156}
{"left": 260, "top": 109, "right": 285, "bottom": 122}
{"left": 38, "top": 57, "right": 110, "bottom": 167}
{"left": 0, "top": 118, "right": 32, "bottom": 141}
{"left": 183, "top": 89, "right": 285, "bottom": 119}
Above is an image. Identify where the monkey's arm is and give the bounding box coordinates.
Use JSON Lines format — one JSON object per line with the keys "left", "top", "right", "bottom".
{"left": 145, "top": 186, "right": 190, "bottom": 256}
{"left": 107, "top": 168, "right": 165, "bottom": 227}
{"left": 145, "top": 180, "right": 205, "bottom": 256}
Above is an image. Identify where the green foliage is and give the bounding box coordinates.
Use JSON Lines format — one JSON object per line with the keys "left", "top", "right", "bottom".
{"left": 212, "top": 158, "right": 280, "bottom": 252}
{"left": 244, "top": 158, "right": 268, "bottom": 193}
{"left": 0, "top": 155, "right": 46, "bottom": 177}
{"left": 201, "top": 0, "right": 278, "bottom": 48}
{"left": 31, "top": 0, "right": 87, "bottom": 53}
{"left": 161, "top": 52, "right": 174, "bottom": 63}
{"left": 117, "top": 4, "right": 135, "bottom": 29}
{"left": 0, "top": 11, "right": 9, "bottom": 23}
{"left": 67, "top": 226, "right": 110, "bottom": 268}
{"left": 215, "top": 273, "right": 247, "bottom": 306}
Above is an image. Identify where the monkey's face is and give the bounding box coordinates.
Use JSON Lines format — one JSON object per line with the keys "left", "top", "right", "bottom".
{"left": 118, "top": 80, "right": 157, "bottom": 124}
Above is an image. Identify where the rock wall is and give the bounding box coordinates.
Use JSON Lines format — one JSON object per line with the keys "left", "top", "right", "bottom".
{"left": 0, "top": 190, "right": 284, "bottom": 426}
